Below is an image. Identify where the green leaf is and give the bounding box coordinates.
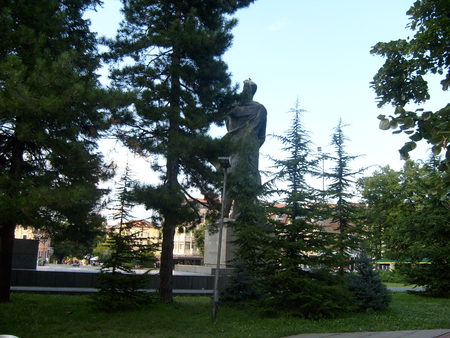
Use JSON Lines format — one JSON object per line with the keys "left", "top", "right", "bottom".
{"left": 399, "top": 150, "right": 410, "bottom": 160}
{"left": 409, "top": 133, "right": 422, "bottom": 141}
{"left": 432, "top": 145, "right": 441, "bottom": 155}
{"left": 422, "top": 111, "right": 432, "bottom": 120}
{"left": 403, "top": 117, "right": 415, "bottom": 128}
{"left": 438, "top": 161, "right": 449, "bottom": 171}
{"left": 379, "top": 119, "right": 391, "bottom": 130}
{"left": 377, "top": 114, "right": 386, "bottom": 120}
{"left": 429, "top": 136, "right": 443, "bottom": 145}
{"left": 406, "top": 141, "right": 417, "bottom": 150}
{"left": 390, "top": 120, "right": 398, "bottom": 129}
{"left": 395, "top": 106, "right": 405, "bottom": 115}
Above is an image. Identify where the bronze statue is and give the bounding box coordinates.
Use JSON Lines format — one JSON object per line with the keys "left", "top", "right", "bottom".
{"left": 224, "top": 79, "right": 267, "bottom": 218}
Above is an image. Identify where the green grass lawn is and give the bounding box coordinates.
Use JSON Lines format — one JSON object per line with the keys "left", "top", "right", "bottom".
{"left": 384, "top": 282, "right": 414, "bottom": 287}
{"left": 1, "top": 292, "right": 450, "bottom": 338}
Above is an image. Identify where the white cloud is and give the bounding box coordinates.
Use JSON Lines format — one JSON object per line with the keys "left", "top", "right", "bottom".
{"left": 268, "top": 18, "right": 289, "bottom": 31}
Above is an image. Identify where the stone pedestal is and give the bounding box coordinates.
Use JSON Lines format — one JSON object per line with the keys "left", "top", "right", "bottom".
{"left": 203, "top": 223, "right": 235, "bottom": 268}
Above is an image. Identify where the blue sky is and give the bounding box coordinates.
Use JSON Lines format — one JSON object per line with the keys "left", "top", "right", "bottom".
{"left": 88, "top": 1, "right": 448, "bottom": 219}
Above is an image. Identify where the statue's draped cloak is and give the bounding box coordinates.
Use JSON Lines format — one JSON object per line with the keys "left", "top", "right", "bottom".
{"left": 224, "top": 100, "right": 267, "bottom": 217}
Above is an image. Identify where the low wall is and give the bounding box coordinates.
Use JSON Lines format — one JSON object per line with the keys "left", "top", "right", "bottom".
{"left": 10, "top": 269, "right": 227, "bottom": 292}
{"left": 11, "top": 269, "right": 100, "bottom": 288}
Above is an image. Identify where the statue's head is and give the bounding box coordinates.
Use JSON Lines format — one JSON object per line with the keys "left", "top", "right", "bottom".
{"left": 241, "top": 79, "right": 257, "bottom": 103}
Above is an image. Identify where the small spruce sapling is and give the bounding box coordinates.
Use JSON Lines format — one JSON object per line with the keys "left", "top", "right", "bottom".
{"left": 345, "top": 250, "right": 391, "bottom": 311}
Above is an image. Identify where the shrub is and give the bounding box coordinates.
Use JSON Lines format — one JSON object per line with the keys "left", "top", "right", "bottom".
{"left": 396, "top": 262, "right": 450, "bottom": 298}
{"left": 90, "top": 271, "right": 156, "bottom": 312}
{"left": 262, "top": 268, "right": 354, "bottom": 319}
{"left": 345, "top": 251, "right": 391, "bottom": 311}
{"left": 220, "top": 260, "right": 262, "bottom": 302}
{"left": 378, "top": 269, "right": 407, "bottom": 284}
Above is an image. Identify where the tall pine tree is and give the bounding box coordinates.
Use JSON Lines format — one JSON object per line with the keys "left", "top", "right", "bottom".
{"left": 326, "top": 119, "right": 367, "bottom": 273}
{"left": 267, "top": 99, "right": 328, "bottom": 270}
{"left": 104, "top": 0, "right": 254, "bottom": 302}
{"left": 0, "top": 0, "right": 109, "bottom": 303}
{"left": 256, "top": 100, "right": 350, "bottom": 318}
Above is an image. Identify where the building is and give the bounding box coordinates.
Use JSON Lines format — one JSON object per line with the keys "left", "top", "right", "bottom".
{"left": 109, "top": 219, "right": 161, "bottom": 246}
{"left": 109, "top": 217, "right": 207, "bottom": 265}
{"left": 173, "top": 225, "right": 203, "bottom": 265}
{"left": 14, "top": 225, "right": 52, "bottom": 264}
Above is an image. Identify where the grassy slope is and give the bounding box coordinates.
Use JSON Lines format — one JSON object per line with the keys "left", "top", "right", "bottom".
{"left": 0, "top": 293, "right": 449, "bottom": 338}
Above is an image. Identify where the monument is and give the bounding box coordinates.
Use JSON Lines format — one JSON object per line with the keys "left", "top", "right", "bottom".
{"left": 204, "top": 79, "right": 267, "bottom": 268}
{"left": 223, "top": 79, "right": 267, "bottom": 218}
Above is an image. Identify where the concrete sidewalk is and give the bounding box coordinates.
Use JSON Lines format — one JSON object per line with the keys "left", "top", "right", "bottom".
{"left": 284, "top": 329, "right": 450, "bottom": 338}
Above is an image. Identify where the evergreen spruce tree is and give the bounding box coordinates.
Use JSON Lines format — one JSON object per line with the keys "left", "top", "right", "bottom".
{"left": 326, "top": 119, "right": 367, "bottom": 273}
{"left": 104, "top": 0, "right": 254, "bottom": 302}
{"left": 0, "top": 0, "right": 109, "bottom": 303}
{"left": 219, "top": 259, "right": 262, "bottom": 303}
{"left": 345, "top": 249, "right": 391, "bottom": 311}
{"left": 266, "top": 99, "right": 331, "bottom": 271}
{"left": 256, "top": 100, "right": 351, "bottom": 318}
{"left": 92, "top": 162, "right": 157, "bottom": 312}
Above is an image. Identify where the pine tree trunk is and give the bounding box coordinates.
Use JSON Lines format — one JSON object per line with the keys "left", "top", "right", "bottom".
{"left": 0, "top": 222, "right": 16, "bottom": 303}
{"left": 156, "top": 42, "right": 182, "bottom": 303}
{"left": 158, "top": 152, "right": 179, "bottom": 303}
{"left": 0, "top": 136, "right": 24, "bottom": 303}
{"left": 158, "top": 223, "right": 175, "bottom": 302}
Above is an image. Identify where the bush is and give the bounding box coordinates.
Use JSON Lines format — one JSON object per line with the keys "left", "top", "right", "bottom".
{"left": 220, "top": 261, "right": 262, "bottom": 302}
{"left": 378, "top": 269, "right": 407, "bottom": 284}
{"left": 90, "top": 271, "right": 156, "bottom": 312}
{"left": 262, "top": 268, "right": 354, "bottom": 319}
{"left": 345, "top": 251, "right": 391, "bottom": 311}
{"left": 396, "top": 262, "right": 450, "bottom": 298}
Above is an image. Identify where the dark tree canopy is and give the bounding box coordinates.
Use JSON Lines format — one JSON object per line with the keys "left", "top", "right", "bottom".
{"left": 104, "top": 0, "right": 255, "bottom": 302}
{"left": 0, "top": 0, "right": 109, "bottom": 303}
{"left": 357, "top": 166, "right": 402, "bottom": 259}
{"left": 371, "top": 0, "right": 450, "bottom": 195}
{"left": 358, "top": 159, "right": 450, "bottom": 297}
{"left": 326, "top": 119, "right": 367, "bottom": 271}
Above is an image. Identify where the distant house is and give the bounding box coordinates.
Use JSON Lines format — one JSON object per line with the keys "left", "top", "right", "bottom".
{"left": 173, "top": 224, "right": 203, "bottom": 265}
{"left": 109, "top": 217, "right": 206, "bottom": 266}
{"left": 108, "top": 219, "right": 161, "bottom": 247}
{"left": 375, "top": 258, "right": 431, "bottom": 271}
{"left": 375, "top": 258, "right": 396, "bottom": 271}
{"left": 173, "top": 199, "right": 214, "bottom": 265}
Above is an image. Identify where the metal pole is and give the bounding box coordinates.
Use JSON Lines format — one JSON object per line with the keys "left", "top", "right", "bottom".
{"left": 322, "top": 154, "right": 325, "bottom": 197}
{"left": 212, "top": 166, "right": 228, "bottom": 319}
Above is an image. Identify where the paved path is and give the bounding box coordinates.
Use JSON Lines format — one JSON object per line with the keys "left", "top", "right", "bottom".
{"left": 284, "top": 329, "right": 450, "bottom": 338}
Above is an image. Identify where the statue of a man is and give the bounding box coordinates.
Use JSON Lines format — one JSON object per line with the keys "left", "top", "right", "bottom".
{"left": 225, "top": 79, "right": 267, "bottom": 217}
